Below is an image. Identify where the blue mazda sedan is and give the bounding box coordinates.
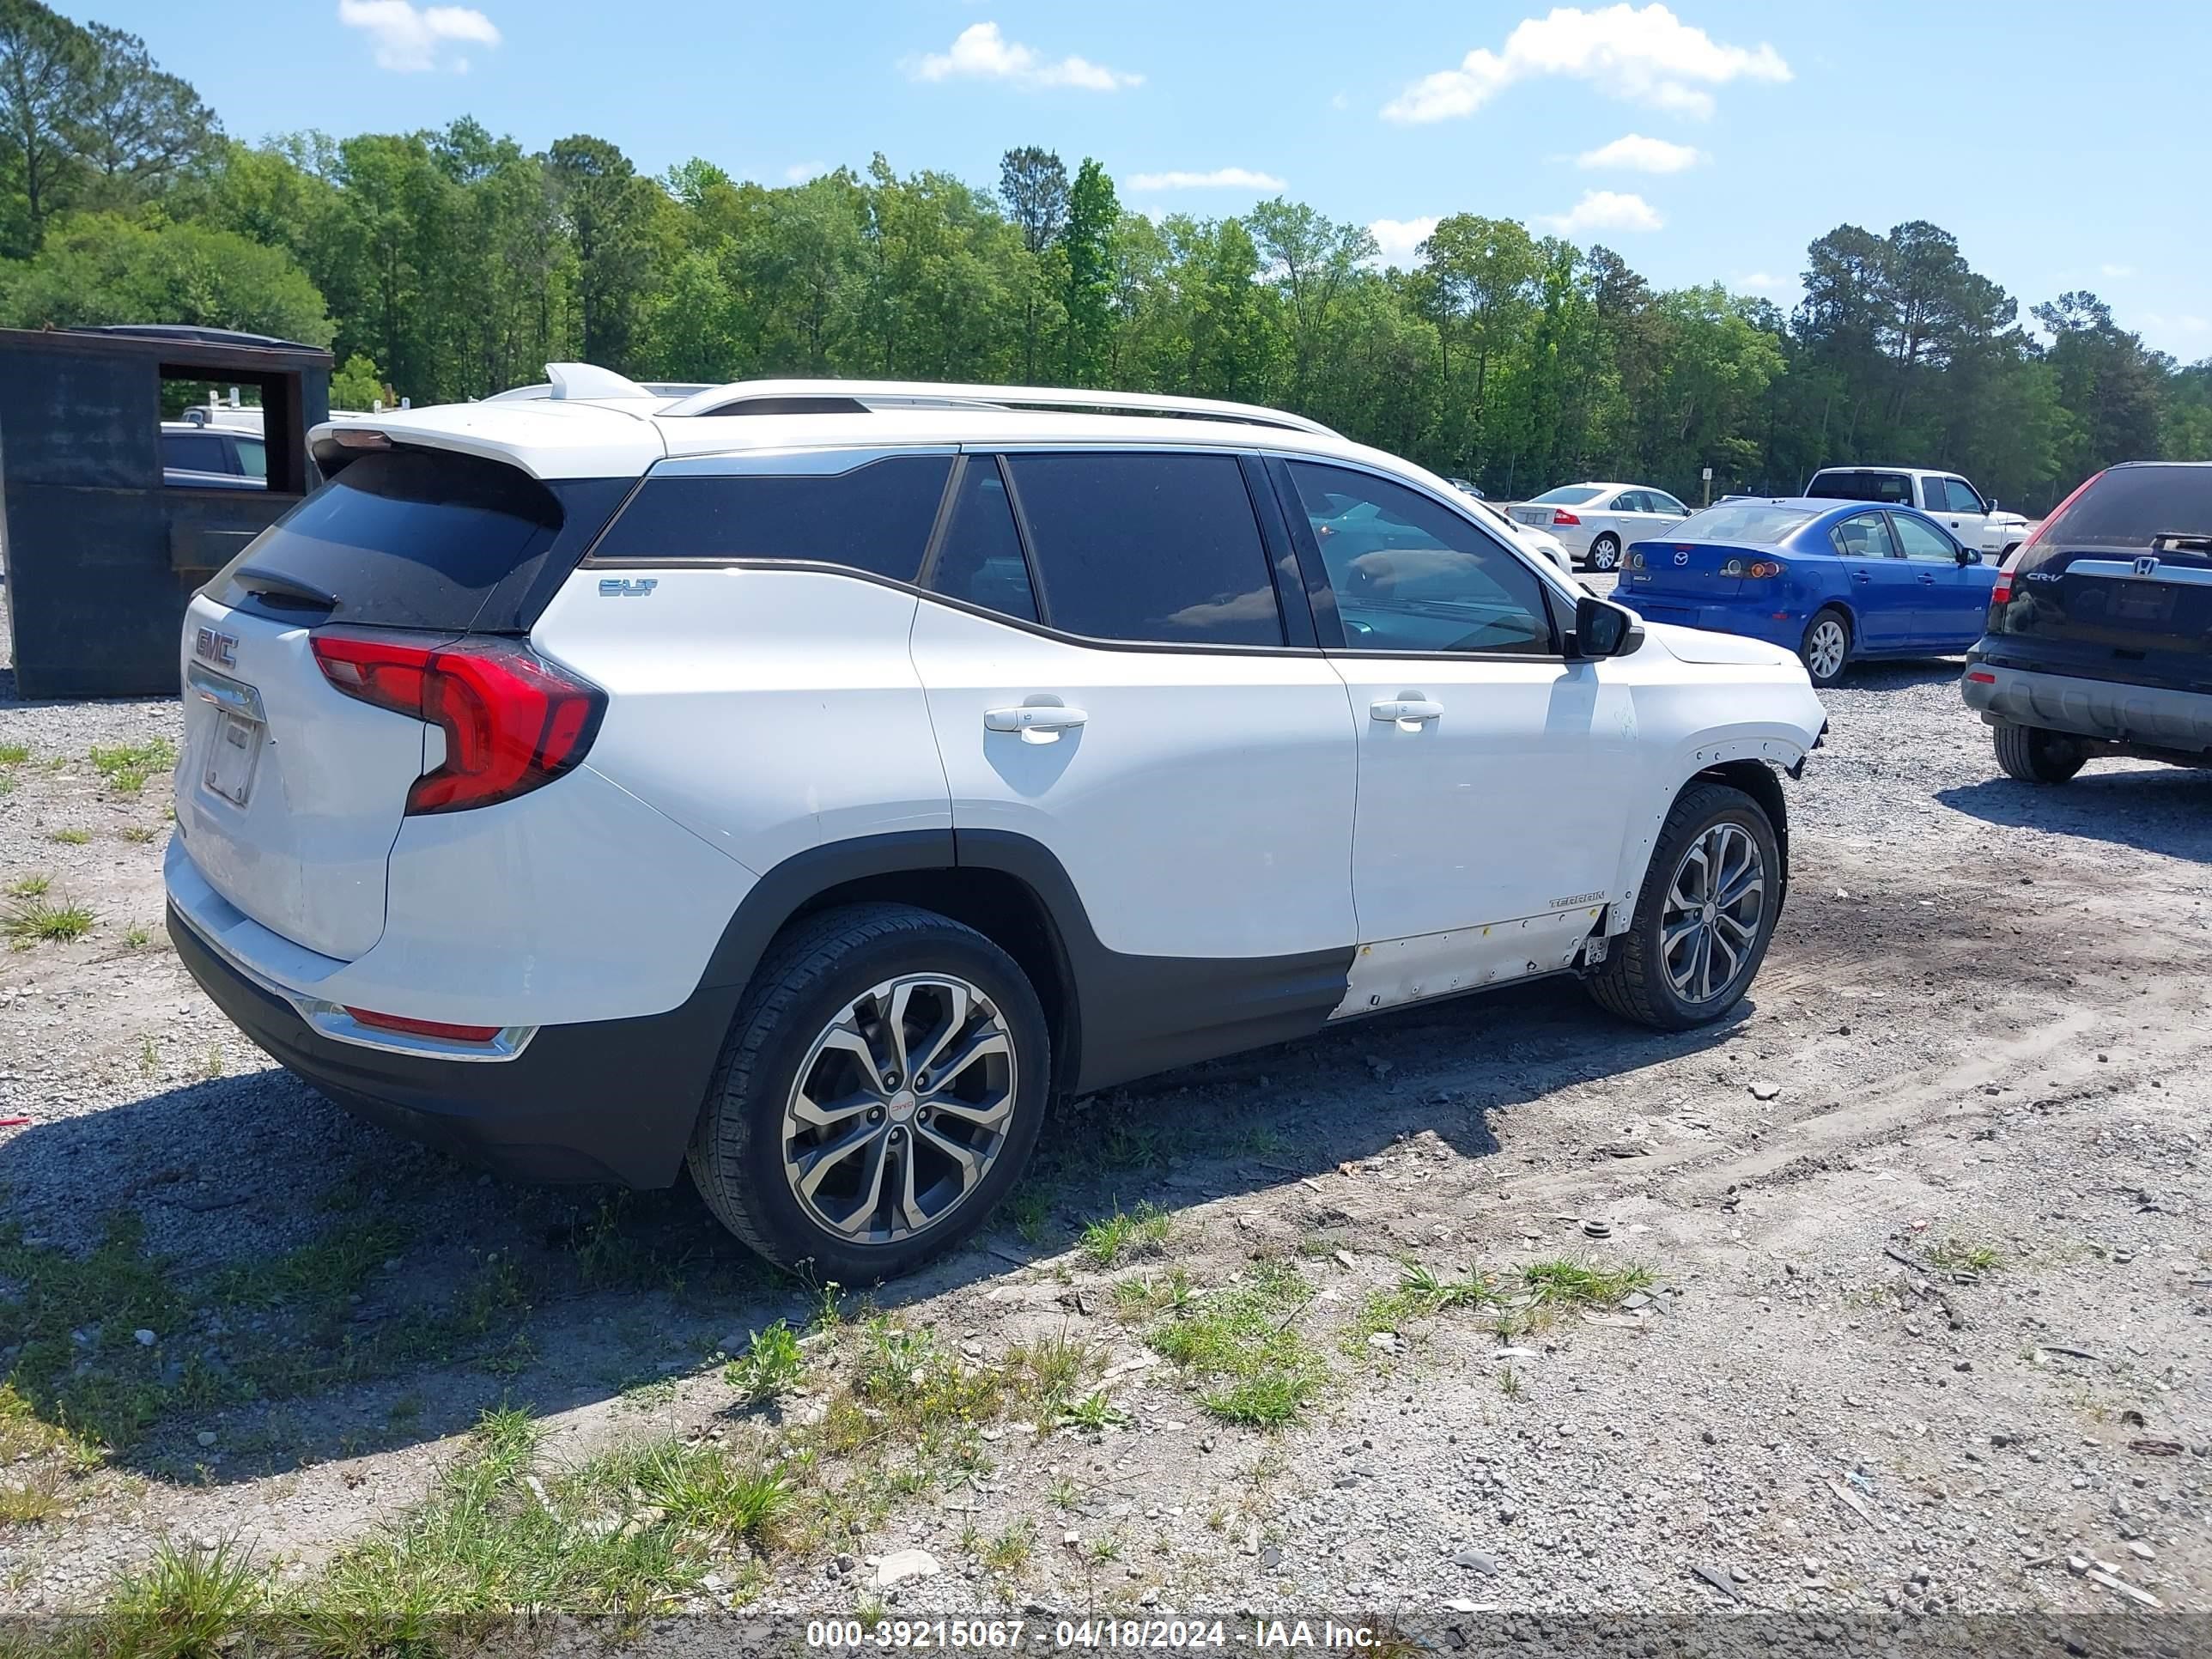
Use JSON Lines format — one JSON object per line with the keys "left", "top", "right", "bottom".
{"left": 1619, "top": 496, "right": 1998, "bottom": 686}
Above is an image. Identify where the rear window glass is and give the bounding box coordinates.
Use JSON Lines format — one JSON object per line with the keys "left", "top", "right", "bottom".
{"left": 1805, "top": 470, "right": 1912, "bottom": 505}
{"left": 1528, "top": 484, "right": 1603, "bottom": 506}
{"left": 211, "top": 447, "right": 599, "bottom": 630}
{"left": 2033, "top": 465, "right": 2212, "bottom": 552}
{"left": 1668, "top": 504, "right": 1816, "bottom": 544}
{"left": 590, "top": 454, "right": 952, "bottom": 579}
{"left": 1009, "top": 452, "right": 1282, "bottom": 647}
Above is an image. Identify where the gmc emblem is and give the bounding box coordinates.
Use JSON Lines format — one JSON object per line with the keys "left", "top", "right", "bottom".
{"left": 194, "top": 627, "right": 237, "bottom": 667}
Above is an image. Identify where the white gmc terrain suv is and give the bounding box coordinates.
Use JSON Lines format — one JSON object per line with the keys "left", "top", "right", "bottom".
{"left": 167, "top": 371, "right": 1827, "bottom": 1279}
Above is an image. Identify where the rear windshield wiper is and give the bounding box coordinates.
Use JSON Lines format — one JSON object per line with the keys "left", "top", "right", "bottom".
{"left": 230, "top": 564, "right": 340, "bottom": 613}
{"left": 2149, "top": 532, "right": 2212, "bottom": 556}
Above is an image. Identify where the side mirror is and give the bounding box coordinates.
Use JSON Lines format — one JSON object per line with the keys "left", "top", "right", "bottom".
{"left": 1957, "top": 546, "right": 1981, "bottom": 566}
{"left": 1572, "top": 593, "right": 1642, "bottom": 659}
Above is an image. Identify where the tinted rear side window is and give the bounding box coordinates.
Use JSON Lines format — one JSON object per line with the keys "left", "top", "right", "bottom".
{"left": 1671, "top": 504, "right": 1816, "bottom": 544}
{"left": 590, "top": 454, "right": 952, "bottom": 580}
{"left": 1529, "top": 484, "right": 1604, "bottom": 506}
{"left": 210, "top": 448, "right": 627, "bottom": 632}
{"left": 928, "top": 459, "right": 1039, "bottom": 624}
{"left": 1008, "top": 452, "right": 1282, "bottom": 647}
{"left": 2032, "top": 465, "right": 2212, "bottom": 552}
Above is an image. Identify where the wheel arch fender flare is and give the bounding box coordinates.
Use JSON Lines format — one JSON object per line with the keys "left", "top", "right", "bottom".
{"left": 1604, "top": 745, "right": 1796, "bottom": 935}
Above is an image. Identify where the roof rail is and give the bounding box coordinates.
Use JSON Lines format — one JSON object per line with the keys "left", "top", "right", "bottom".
{"left": 657, "top": 377, "right": 1340, "bottom": 437}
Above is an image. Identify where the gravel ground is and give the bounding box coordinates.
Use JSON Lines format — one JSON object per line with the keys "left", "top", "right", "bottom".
{"left": 3, "top": 565, "right": 2209, "bottom": 1630}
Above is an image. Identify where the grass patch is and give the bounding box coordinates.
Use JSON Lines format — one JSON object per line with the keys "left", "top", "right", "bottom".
{"left": 1145, "top": 1259, "right": 1322, "bottom": 1427}
{"left": 1926, "top": 1237, "right": 2002, "bottom": 1273}
{"left": 121, "top": 825, "right": 161, "bottom": 845}
{"left": 1078, "top": 1202, "right": 1173, "bottom": 1269}
{"left": 89, "top": 738, "right": 177, "bottom": 795}
{"left": 125, "top": 927, "right": 152, "bottom": 949}
{"left": 3, "top": 872, "right": 50, "bottom": 897}
{"left": 0, "top": 1469, "right": 63, "bottom": 1524}
{"left": 982, "top": 1519, "right": 1036, "bottom": 1577}
{"left": 4, "top": 894, "right": 95, "bottom": 946}
{"left": 0, "top": 1214, "right": 541, "bottom": 1454}
{"left": 722, "top": 1320, "right": 804, "bottom": 1406}
{"left": 210, "top": 1218, "right": 407, "bottom": 1311}
{"left": 1059, "top": 1390, "right": 1131, "bottom": 1433}
{"left": 47, "top": 828, "right": 92, "bottom": 845}
{"left": 0, "top": 742, "right": 30, "bottom": 765}
{"left": 1004, "top": 1330, "right": 1099, "bottom": 1425}
{"left": 1519, "top": 1259, "right": 1653, "bottom": 1313}
{"left": 301, "top": 1407, "right": 751, "bottom": 1638}
{"left": 1110, "top": 1267, "right": 1194, "bottom": 1322}
{"left": 104, "top": 1537, "right": 270, "bottom": 1655}
{"left": 1347, "top": 1262, "right": 1498, "bottom": 1354}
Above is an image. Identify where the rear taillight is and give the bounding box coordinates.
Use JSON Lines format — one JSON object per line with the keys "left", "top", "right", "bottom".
{"left": 1723, "top": 558, "right": 1784, "bottom": 579}
{"left": 1553, "top": 509, "right": 1581, "bottom": 526}
{"left": 342, "top": 1006, "right": 501, "bottom": 1042}
{"left": 1966, "top": 670, "right": 1996, "bottom": 684}
{"left": 1626, "top": 550, "right": 1644, "bottom": 569}
{"left": 1990, "top": 570, "right": 2014, "bottom": 605}
{"left": 312, "top": 631, "right": 605, "bottom": 815}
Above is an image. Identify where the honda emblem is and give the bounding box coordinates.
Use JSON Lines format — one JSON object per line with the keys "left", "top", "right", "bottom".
{"left": 2133, "top": 555, "right": 2159, "bottom": 577}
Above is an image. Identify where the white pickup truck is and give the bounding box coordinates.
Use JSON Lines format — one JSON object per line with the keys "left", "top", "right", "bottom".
{"left": 1802, "top": 467, "right": 2038, "bottom": 561}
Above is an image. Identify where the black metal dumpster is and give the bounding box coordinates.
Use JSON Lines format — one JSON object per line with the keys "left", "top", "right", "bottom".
{"left": 0, "top": 325, "right": 331, "bottom": 699}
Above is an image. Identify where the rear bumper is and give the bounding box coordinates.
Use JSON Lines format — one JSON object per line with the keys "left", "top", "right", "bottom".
{"left": 168, "top": 902, "right": 736, "bottom": 1187}
{"left": 1618, "top": 594, "right": 1798, "bottom": 649}
{"left": 1961, "top": 661, "right": 2212, "bottom": 754}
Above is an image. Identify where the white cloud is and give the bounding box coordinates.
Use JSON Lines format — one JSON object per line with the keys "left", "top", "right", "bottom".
{"left": 1383, "top": 3, "right": 1788, "bottom": 123}
{"left": 908, "top": 21, "right": 1140, "bottom": 91}
{"left": 1576, "top": 132, "right": 1703, "bottom": 173}
{"left": 2100, "top": 263, "right": 2136, "bottom": 278}
{"left": 1368, "top": 216, "right": 1440, "bottom": 265}
{"left": 1735, "top": 271, "right": 1785, "bottom": 291}
{"left": 337, "top": 1, "right": 499, "bottom": 73}
{"left": 1541, "top": 190, "right": 1664, "bottom": 234}
{"left": 785, "top": 161, "right": 825, "bottom": 183}
{"left": 1127, "top": 167, "right": 1285, "bottom": 191}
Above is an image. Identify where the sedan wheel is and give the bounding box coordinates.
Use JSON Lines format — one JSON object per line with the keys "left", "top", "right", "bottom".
{"left": 1589, "top": 534, "right": 1621, "bottom": 572}
{"left": 1801, "top": 610, "right": 1850, "bottom": 686}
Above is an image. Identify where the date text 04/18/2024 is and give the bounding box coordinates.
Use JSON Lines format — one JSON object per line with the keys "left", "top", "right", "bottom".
{"left": 805, "top": 1618, "right": 1397, "bottom": 1649}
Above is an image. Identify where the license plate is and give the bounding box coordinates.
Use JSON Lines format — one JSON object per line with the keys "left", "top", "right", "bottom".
{"left": 2109, "top": 584, "right": 2177, "bottom": 623}
{"left": 204, "top": 711, "right": 263, "bottom": 806}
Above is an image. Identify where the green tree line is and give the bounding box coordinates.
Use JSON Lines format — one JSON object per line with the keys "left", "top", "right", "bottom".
{"left": 3, "top": 0, "right": 2206, "bottom": 508}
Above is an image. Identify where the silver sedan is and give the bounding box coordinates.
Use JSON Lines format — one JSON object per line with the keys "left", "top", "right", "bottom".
{"left": 1509, "top": 482, "right": 1692, "bottom": 572}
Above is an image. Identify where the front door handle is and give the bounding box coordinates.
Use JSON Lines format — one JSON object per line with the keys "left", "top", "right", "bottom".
{"left": 1851, "top": 570, "right": 1872, "bottom": 583}
{"left": 1918, "top": 574, "right": 1936, "bottom": 585}
{"left": 984, "top": 704, "right": 1088, "bottom": 737}
{"left": 1370, "top": 698, "right": 1443, "bottom": 726}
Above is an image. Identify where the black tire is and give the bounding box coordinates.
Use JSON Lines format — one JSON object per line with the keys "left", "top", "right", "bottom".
{"left": 1586, "top": 781, "right": 1782, "bottom": 1031}
{"left": 1588, "top": 533, "right": 1622, "bottom": 572}
{"left": 1992, "top": 721, "right": 2087, "bottom": 785}
{"left": 1799, "top": 606, "right": 1852, "bottom": 688}
{"left": 686, "top": 902, "right": 1050, "bottom": 1281}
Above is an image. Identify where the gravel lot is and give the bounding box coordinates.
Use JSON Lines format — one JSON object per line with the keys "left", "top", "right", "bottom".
{"left": 3, "top": 566, "right": 2209, "bottom": 1632}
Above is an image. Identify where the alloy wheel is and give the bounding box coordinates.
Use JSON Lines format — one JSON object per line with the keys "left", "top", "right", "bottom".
{"left": 1660, "top": 822, "right": 1765, "bottom": 1006}
{"left": 780, "top": 974, "right": 1018, "bottom": 1245}
{"left": 1806, "top": 617, "right": 1848, "bottom": 680}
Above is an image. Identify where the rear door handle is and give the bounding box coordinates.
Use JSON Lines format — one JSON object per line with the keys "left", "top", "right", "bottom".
{"left": 1851, "top": 571, "right": 1872, "bottom": 584}
{"left": 984, "top": 705, "right": 1088, "bottom": 735}
{"left": 1918, "top": 574, "right": 1936, "bottom": 585}
{"left": 1370, "top": 698, "right": 1443, "bottom": 725}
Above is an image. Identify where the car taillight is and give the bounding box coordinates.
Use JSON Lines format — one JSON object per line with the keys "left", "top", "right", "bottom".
{"left": 1990, "top": 570, "right": 2015, "bottom": 605}
{"left": 1626, "top": 550, "right": 1644, "bottom": 570}
{"left": 1553, "top": 509, "right": 1581, "bottom": 526}
{"left": 312, "top": 631, "right": 605, "bottom": 815}
{"left": 1746, "top": 561, "right": 1782, "bottom": 579}
{"left": 342, "top": 1006, "right": 501, "bottom": 1042}
{"left": 1965, "top": 670, "right": 1996, "bottom": 684}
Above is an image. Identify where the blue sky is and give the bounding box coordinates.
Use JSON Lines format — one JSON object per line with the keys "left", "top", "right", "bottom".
{"left": 88, "top": 1, "right": 2211, "bottom": 361}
